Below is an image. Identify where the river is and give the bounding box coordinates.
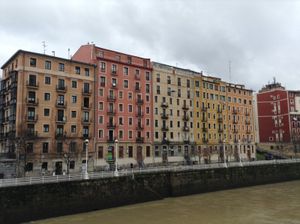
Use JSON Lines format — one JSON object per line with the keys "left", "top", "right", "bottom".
{"left": 30, "top": 180, "right": 300, "bottom": 224}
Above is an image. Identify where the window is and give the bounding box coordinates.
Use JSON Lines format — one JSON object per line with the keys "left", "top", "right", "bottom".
{"left": 100, "top": 62, "right": 106, "bottom": 72}
{"left": 100, "top": 76, "right": 106, "bottom": 86}
{"left": 99, "top": 89, "right": 104, "bottom": 96}
{"left": 112, "top": 64, "right": 117, "bottom": 73}
{"left": 75, "top": 66, "right": 80, "bottom": 74}
{"left": 42, "top": 142, "right": 49, "bottom": 153}
{"left": 128, "top": 105, "right": 133, "bottom": 112}
{"left": 129, "top": 131, "right": 132, "bottom": 138}
{"left": 45, "top": 76, "right": 51, "bottom": 85}
{"left": 146, "top": 84, "right": 150, "bottom": 93}
{"left": 84, "top": 68, "right": 90, "bottom": 76}
{"left": 156, "top": 74, "right": 160, "bottom": 82}
{"left": 57, "top": 142, "right": 63, "bottom": 153}
{"left": 146, "top": 71, "right": 150, "bottom": 81}
{"left": 72, "top": 80, "right": 77, "bottom": 88}
{"left": 43, "top": 124, "right": 49, "bottom": 132}
{"left": 128, "top": 92, "right": 132, "bottom": 100}
{"left": 119, "top": 117, "right": 123, "bottom": 125}
{"left": 42, "top": 162, "right": 48, "bottom": 171}
{"left": 119, "top": 91, "right": 123, "bottom": 99}
{"left": 44, "top": 108, "right": 50, "bottom": 116}
{"left": 71, "top": 125, "right": 77, "bottom": 133}
{"left": 98, "top": 116, "right": 103, "bottom": 124}
{"left": 59, "top": 63, "right": 65, "bottom": 72}
{"left": 26, "top": 143, "right": 34, "bottom": 153}
{"left": 45, "top": 60, "right": 51, "bottom": 70}
{"left": 28, "top": 74, "right": 37, "bottom": 86}
{"left": 99, "top": 102, "right": 104, "bottom": 110}
{"left": 98, "top": 129, "right": 103, "bottom": 138}
{"left": 98, "top": 146, "right": 103, "bottom": 159}
{"left": 72, "top": 95, "right": 77, "bottom": 103}
{"left": 44, "top": 93, "right": 50, "bottom": 101}
{"left": 119, "top": 146, "right": 124, "bottom": 158}
{"left": 123, "top": 67, "right": 128, "bottom": 75}
{"left": 124, "top": 80, "right": 129, "bottom": 88}
{"left": 119, "top": 130, "right": 123, "bottom": 139}
{"left": 129, "top": 117, "right": 133, "bottom": 125}
{"left": 128, "top": 146, "right": 133, "bottom": 157}
{"left": 71, "top": 111, "right": 77, "bottom": 118}
{"left": 70, "top": 161, "right": 75, "bottom": 169}
{"left": 119, "top": 104, "right": 123, "bottom": 112}
{"left": 30, "top": 58, "right": 36, "bottom": 67}
{"left": 83, "top": 83, "right": 90, "bottom": 93}
{"left": 25, "top": 162, "right": 33, "bottom": 171}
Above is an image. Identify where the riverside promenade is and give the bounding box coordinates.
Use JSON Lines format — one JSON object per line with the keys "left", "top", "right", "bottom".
{"left": 1, "top": 159, "right": 300, "bottom": 224}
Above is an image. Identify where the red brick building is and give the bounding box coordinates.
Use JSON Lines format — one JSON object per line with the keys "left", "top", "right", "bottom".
{"left": 257, "top": 81, "right": 300, "bottom": 149}
{"left": 73, "top": 44, "right": 153, "bottom": 169}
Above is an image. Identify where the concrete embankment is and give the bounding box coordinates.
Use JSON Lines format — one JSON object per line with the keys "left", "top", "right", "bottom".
{"left": 1, "top": 162, "right": 300, "bottom": 223}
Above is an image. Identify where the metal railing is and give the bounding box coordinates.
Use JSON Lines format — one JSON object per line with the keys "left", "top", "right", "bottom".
{"left": 1, "top": 159, "right": 300, "bottom": 188}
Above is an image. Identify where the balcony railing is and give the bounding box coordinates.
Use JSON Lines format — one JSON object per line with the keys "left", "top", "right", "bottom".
{"left": 161, "top": 126, "right": 169, "bottom": 131}
{"left": 136, "top": 112, "right": 143, "bottom": 117}
{"left": 217, "top": 108, "right": 223, "bottom": 113}
{"left": 135, "top": 86, "right": 141, "bottom": 92}
{"left": 107, "top": 123, "right": 116, "bottom": 129}
{"left": 26, "top": 114, "right": 38, "bottom": 122}
{"left": 82, "top": 118, "right": 91, "bottom": 124}
{"left": 233, "top": 128, "right": 238, "bottom": 133}
{"left": 182, "top": 104, "right": 189, "bottom": 110}
{"left": 136, "top": 125, "right": 144, "bottom": 130}
{"left": 56, "top": 85, "right": 67, "bottom": 92}
{"left": 106, "top": 137, "right": 115, "bottom": 143}
{"left": 111, "top": 83, "right": 118, "bottom": 89}
{"left": 26, "top": 131, "right": 38, "bottom": 138}
{"left": 82, "top": 103, "right": 92, "bottom": 110}
{"left": 245, "top": 120, "right": 251, "bottom": 125}
{"left": 136, "top": 99, "right": 144, "bottom": 105}
{"left": 202, "top": 138, "right": 208, "bottom": 143}
{"left": 26, "top": 81, "right": 39, "bottom": 89}
{"left": 135, "top": 74, "right": 141, "bottom": 80}
{"left": 111, "top": 70, "right": 117, "bottom": 76}
{"left": 136, "top": 137, "right": 144, "bottom": 143}
{"left": 232, "top": 109, "right": 238, "bottom": 114}
{"left": 161, "top": 102, "right": 168, "bottom": 107}
{"left": 107, "top": 96, "right": 116, "bottom": 102}
{"left": 218, "top": 128, "right": 224, "bottom": 133}
{"left": 182, "top": 126, "right": 190, "bottom": 132}
{"left": 56, "top": 101, "right": 67, "bottom": 108}
{"left": 26, "top": 98, "right": 39, "bottom": 106}
{"left": 201, "top": 107, "right": 207, "bottom": 112}
{"left": 233, "top": 120, "right": 238, "bottom": 124}
{"left": 56, "top": 116, "right": 67, "bottom": 123}
{"left": 55, "top": 132, "right": 66, "bottom": 139}
{"left": 202, "top": 127, "right": 208, "bottom": 132}
{"left": 82, "top": 89, "right": 92, "bottom": 96}
{"left": 107, "top": 109, "right": 116, "bottom": 116}
{"left": 218, "top": 117, "right": 223, "bottom": 123}
{"left": 182, "top": 115, "right": 189, "bottom": 121}
{"left": 161, "top": 113, "right": 169, "bottom": 119}
{"left": 201, "top": 117, "right": 207, "bottom": 122}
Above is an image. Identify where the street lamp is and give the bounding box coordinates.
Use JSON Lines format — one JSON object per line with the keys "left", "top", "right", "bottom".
{"left": 114, "top": 139, "right": 119, "bottom": 177}
{"left": 84, "top": 139, "right": 89, "bottom": 179}
{"left": 223, "top": 139, "right": 227, "bottom": 168}
{"left": 238, "top": 140, "right": 243, "bottom": 167}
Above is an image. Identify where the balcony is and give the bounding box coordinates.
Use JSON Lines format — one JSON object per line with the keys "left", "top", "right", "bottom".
{"left": 82, "top": 89, "right": 92, "bottom": 96}
{"left": 26, "top": 81, "right": 39, "bottom": 89}
{"left": 245, "top": 111, "right": 250, "bottom": 116}
{"left": 232, "top": 120, "right": 238, "bottom": 124}
{"left": 136, "top": 125, "right": 144, "bottom": 130}
{"left": 182, "top": 126, "right": 190, "bottom": 132}
{"left": 183, "top": 139, "right": 190, "bottom": 144}
{"left": 218, "top": 117, "right": 223, "bottom": 123}
{"left": 161, "top": 113, "right": 169, "bottom": 119}
{"left": 56, "top": 85, "right": 67, "bottom": 93}
{"left": 201, "top": 107, "right": 207, "bottom": 112}
{"left": 136, "top": 99, "right": 144, "bottom": 105}
{"left": 107, "top": 109, "right": 116, "bottom": 116}
{"left": 135, "top": 86, "right": 141, "bottom": 92}
{"left": 202, "top": 138, "right": 208, "bottom": 143}
{"left": 136, "top": 112, "right": 144, "bottom": 117}
{"left": 55, "top": 132, "right": 66, "bottom": 139}
{"left": 111, "top": 70, "right": 117, "bottom": 76}
{"left": 182, "top": 104, "right": 189, "bottom": 110}
{"left": 162, "top": 138, "right": 170, "bottom": 145}
{"left": 233, "top": 128, "right": 238, "bottom": 133}
{"left": 82, "top": 134, "right": 89, "bottom": 139}
{"left": 82, "top": 103, "right": 92, "bottom": 110}
{"left": 218, "top": 128, "right": 224, "bottom": 133}
{"left": 161, "top": 102, "right": 168, "bottom": 108}
{"left": 82, "top": 118, "right": 91, "bottom": 125}
{"left": 26, "top": 114, "right": 38, "bottom": 122}
{"left": 56, "top": 116, "right": 67, "bottom": 123}
{"left": 111, "top": 83, "right": 118, "bottom": 89}
{"left": 201, "top": 117, "right": 207, "bottom": 122}
{"left": 56, "top": 101, "right": 67, "bottom": 108}
{"left": 245, "top": 120, "right": 251, "bottom": 125}
{"left": 217, "top": 108, "right": 223, "bottom": 113}
{"left": 232, "top": 109, "right": 238, "bottom": 114}
{"left": 136, "top": 137, "right": 144, "bottom": 143}
{"left": 106, "top": 137, "right": 115, "bottom": 143}
{"left": 107, "top": 95, "right": 116, "bottom": 102}
{"left": 182, "top": 114, "right": 189, "bottom": 121}
{"left": 26, "top": 98, "right": 39, "bottom": 106}
{"left": 246, "top": 129, "right": 251, "bottom": 134}
{"left": 107, "top": 123, "right": 116, "bottom": 129}
{"left": 100, "top": 82, "right": 105, "bottom": 87}
{"left": 161, "top": 126, "right": 169, "bottom": 131}
{"left": 202, "top": 127, "right": 208, "bottom": 132}
{"left": 26, "top": 130, "right": 38, "bottom": 138}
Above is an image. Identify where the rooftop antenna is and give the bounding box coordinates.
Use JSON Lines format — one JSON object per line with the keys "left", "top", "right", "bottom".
{"left": 42, "top": 41, "right": 47, "bottom": 54}
{"left": 228, "top": 60, "right": 232, "bottom": 82}
{"left": 68, "top": 48, "right": 70, "bottom": 59}
{"left": 273, "top": 76, "right": 276, "bottom": 84}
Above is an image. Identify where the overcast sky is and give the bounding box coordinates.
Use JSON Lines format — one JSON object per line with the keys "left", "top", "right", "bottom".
{"left": 0, "top": 0, "right": 299, "bottom": 91}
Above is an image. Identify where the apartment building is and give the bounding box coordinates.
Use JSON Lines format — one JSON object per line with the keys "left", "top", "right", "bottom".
{"left": 226, "top": 83, "right": 256, "bottom": 161}
{"left": 152, "top": 62, "right": 196, "bottom": 165}
{"left": 73, "top": 44, "right": 153, "bottom": 169}
{"left": 194, "top": 75, "right": 228, "bottom": 163}
{"left": 0, "top": 50, "right": 95, "bottom": 176}
{"left": 257, "top": 81, "right": 300, "bottom": 152}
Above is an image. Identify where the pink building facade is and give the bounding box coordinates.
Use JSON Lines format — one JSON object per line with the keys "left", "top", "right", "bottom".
{"left": 73, "top": 44, "right": 153, "bottom": 169}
